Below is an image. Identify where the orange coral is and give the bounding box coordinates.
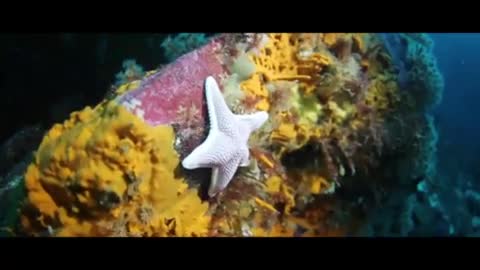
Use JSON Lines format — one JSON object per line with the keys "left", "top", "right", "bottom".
{"left": 22, "top": 101, "right": 210, "bottom": 236}
{"left": 234, "top": 34, "right": 334, "bottom": 110}
{"left": 208, "top": 33, "right": 401, "bottom": 236}
{"left": 323, "top": 33, "right": 340, "bottom": 47}
{"left": 20, "top": 33, "right": 402, "bottom": 237}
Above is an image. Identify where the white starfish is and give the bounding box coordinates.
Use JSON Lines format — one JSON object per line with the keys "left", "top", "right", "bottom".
{"left": 182, "top": 76, "right": 269, "bottom": 197}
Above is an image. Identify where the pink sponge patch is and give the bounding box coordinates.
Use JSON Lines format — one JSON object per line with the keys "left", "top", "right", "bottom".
{"left": 118, "top": 37, "right": 227, "bottom": 127}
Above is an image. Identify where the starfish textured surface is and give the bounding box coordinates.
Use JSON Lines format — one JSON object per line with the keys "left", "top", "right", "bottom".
{"left": 182, "top": 76, "right": 269, "bottom": 197}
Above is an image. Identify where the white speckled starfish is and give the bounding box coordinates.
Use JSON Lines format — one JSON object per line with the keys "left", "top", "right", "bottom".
{"left": 182, "top": 76, "right": 269, "bottom": 197}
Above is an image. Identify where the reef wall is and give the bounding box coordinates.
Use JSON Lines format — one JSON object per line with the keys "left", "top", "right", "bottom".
{"left": 9, "top": 33, "right": 443, "bottom": 236}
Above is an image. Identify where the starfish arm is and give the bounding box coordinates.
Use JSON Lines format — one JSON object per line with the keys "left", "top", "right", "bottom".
{"left": 240, "top": 155, "right": 250, "bottom": 166}
{"left": 239, "top": 147, "right": 251, "bottom": 167}
{"left": 205, "top": 76, "right": 235, "bottom": 132}
{"left": 208, "top": 156, "right": 241, "bottom": 197}
{"left": 182, "top": 132, "right": 221, "bottom": 169}
{"left": 235, "top": 111, "right": 269, "bottom": 133}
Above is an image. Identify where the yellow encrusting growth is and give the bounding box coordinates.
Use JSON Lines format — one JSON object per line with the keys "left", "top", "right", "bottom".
{"left": 115, "top": 80, "right": 142, "bottom": 96}
{"left": 212, "top": 33, "right": 401, "bottom": 236}
{"left": 22, "top": 100, "right": 210, "bottom": 236}
{"left": 22, "top": 33, "right": 403, "bottom": 237}
{"left": 232, "top": 34, "right": 335, "bottom": 111}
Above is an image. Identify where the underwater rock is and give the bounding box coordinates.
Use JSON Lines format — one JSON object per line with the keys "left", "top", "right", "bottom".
{"left": 0, "top": 155, "right": 29, "bottom": 236}
{"left": 16, "top": 33, "right": 444, "bottom": 237}
{"left": 118, "top": 37, "right": 225, "bottom": 128}
{"left": 117, "top": 37, "right": 226, "bottom": 158}
{"left": 378, "top": 33, "right": 409, "bottom": 89}
{"left": 0, "top": 125, "right": 44, "bottom": 236}
{"left": 0, "top": 124, "right": 44, "bottom": 177}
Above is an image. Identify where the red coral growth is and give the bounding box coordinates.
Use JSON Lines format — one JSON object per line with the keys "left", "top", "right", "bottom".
{"left": 174, "top": 102, "right": 206, "bottom": 159}
{"left": 118, "top": 36, "right": 227, "bottom": 128}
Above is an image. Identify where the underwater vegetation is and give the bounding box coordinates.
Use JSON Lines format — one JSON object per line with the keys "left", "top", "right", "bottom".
{"left": 1, "top": 33, "right": 446, "bottom": 236}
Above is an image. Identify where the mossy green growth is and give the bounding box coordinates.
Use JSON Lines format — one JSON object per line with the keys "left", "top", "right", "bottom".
{"left": 0, "top": 175, "right": 26, "bottom": 237}
{"left": 291, "top": 84, "right": 323, "bottom": 124}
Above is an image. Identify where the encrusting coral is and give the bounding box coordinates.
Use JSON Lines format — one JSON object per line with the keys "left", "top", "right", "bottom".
{"left": 21, "top": 99, "right": 210, "bottom": 236}
{"left": 17, "top": 33, "right": 443, "bottom": 237}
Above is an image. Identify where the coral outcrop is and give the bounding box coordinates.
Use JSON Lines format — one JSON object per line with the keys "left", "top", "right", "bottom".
{"left": 16, "top": 33, "right": 443, "bottom": 237}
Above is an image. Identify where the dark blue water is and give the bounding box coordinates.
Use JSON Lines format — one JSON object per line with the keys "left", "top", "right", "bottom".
{"left": 432, "top": 34, "right": 480, "bottom": 177}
